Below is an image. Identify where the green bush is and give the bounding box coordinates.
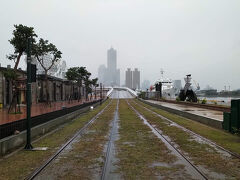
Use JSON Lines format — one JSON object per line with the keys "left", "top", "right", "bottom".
{"left": 231, "top": 127, "right": 240, "bottom": 135}
{"left": 138, "top": 92, "right": 146, "bottom": 99}
{"left": 201, "top": 99, "right": 207, "bottom": 104}
{"left": 176, "top": 97, "right": 180, "bottom": 102}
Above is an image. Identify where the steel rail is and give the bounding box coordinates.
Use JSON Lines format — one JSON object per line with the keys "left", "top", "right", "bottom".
{"left": 133, "top": 100, "right": 240, "bottom": 160}
{"left": 127, "top": 100, "right": 208, "bottom": 180}
{"left": 27, "top": 100, "right": 112, "bottom": 180}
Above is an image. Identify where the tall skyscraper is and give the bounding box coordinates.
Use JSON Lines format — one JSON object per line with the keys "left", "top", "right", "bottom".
{"left": 125, "top": 68, "right": 140, "bottom": 90}
{"left": 97, "top": 47, "right": 120, "bottom": 86}
{"left": 125, "top": 68, "right": 132, "bottom": 89}
{"left": 132, "top": 68, "right": 140, "bottom": 90}
{"left": 107, "top": 48, "right": 117, "bottom": 71}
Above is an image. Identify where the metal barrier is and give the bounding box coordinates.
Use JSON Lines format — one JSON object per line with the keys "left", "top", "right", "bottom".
{"left": 0, "top": 100, "right": 101, "bottom": 140}
{"left": 223, "top": 99, "right": 240, "bottom": 132}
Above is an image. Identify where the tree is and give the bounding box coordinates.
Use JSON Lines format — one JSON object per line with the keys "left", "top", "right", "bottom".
{"left": 8, "top": 24, "right": 37, "bottom": 71}
{"left": 7, "top": 24, "right": 37, "bottom": 113}
{"left": 33, "top": 38, "right": 62, "bottom": 105}
{"left": 91, "top": 78, "right": 99, "bottom": 99}
{"left": 66, "top": 67, "right": 91, "bottom": 101}
{"left": 84, "top": 78, "right": 92, "bottom": 101}
{"left": 83, "top": 70, "right": 92, "bottom": 101}
{"left": 3, "top": 69, "right": 21, "bottom": 113}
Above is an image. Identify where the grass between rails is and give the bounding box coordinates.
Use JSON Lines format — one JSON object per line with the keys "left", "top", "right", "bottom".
{"left": 132, "top": 99, "right": 240, "bottom": 178}
{"left": 136, "top": 99, "right": 240, "bottom": 155}
{"left": 48, "top": 100, "right": 117, "bottom": 179}
{"left": 116, "top": 99, "right": 190, "bottom": 179}
{"left": 0, "top": 100, "right": 109, "bottom": 180}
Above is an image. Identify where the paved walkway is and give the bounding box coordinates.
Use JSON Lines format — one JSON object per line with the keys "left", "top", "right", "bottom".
{"left": 110, "top": 90, "right": 134, "bottom": 99}
{"left": 146, "top": 100, "right": 223, "bottom": 121}
{"left": 0, "top": 98, "right": 100, "bottom": 125}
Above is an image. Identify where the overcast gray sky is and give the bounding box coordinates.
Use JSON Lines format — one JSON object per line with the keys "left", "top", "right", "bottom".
{"left": 0, "top": 0, "right": 239, "bottom": 90}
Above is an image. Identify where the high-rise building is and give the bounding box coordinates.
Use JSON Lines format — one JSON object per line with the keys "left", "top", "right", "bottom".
{"left": 132, "top": 68, "right": 140, "bottom": 90}
{"left": 125, "top": 68, "right": 132, "bottom": 89}
{"left": 97, "top": 47, "right": 120, "bottom": 86}
{"left": 107, "top": 48, "right": 117, "bottom": 71}
{"left": 125, "top": 68, "right": 140, "bottom": 90}
{"left": 98, "top": 64, "right": 107, "bottom": 85}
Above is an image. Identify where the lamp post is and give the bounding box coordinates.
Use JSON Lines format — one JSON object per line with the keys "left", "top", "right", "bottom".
{"left": 24, "top": 38, "right": 33, "bottom": 150}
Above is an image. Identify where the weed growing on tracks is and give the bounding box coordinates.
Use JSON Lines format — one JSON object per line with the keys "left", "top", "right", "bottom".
{"left": 0, "top": 100, "right": 110, "bottom": 180}
{"left": 132, "top": 100, "right": 240, "bottom": 178}
{"left": 43, "top": 100, "right": 117, "bottom": 179}
{"left": 136, "top": 99, "right": 240, "bottom": 155}
{"left": 115, "top": 100, "right": 190, "bottom": 179}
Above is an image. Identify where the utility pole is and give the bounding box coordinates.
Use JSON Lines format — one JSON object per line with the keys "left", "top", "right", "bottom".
{"left": 24, "top": 38, "right": 33, "bottom": 150}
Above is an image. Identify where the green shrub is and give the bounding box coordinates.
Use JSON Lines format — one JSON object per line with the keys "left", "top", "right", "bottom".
{"left": 176, "top": 97, "right": 180, "bottom": 102}
{"left": 138, "top": 92, "right": 146, "bottom": 99}
{"left": 201, "top": 99, "right": 207, "bottom": 104}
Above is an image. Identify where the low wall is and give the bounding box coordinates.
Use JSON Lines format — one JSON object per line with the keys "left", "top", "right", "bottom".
{"left": 139, "top": 98, "right": 223, "bottom": 129}
{"left": 0, "top": 100, "right": 103, "bottom": 156}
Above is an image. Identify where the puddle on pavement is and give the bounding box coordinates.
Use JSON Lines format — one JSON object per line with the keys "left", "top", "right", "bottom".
{"left": 122, "top": 141, "right": 135, "bottom": 147}
{"left": 151, "top": 162, "right": 171, "bottom": 168}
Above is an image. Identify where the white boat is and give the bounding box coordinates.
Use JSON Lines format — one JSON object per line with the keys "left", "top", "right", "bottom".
{"left": 151, "top": 70, "right": 175, "bottom": 99}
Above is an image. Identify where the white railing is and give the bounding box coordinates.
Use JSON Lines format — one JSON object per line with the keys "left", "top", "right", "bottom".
{"left": 108, "top": 87, "right": 137, "bottom": 97}
{"left": 106, "top": 87, "right": 114, "bottom": 97}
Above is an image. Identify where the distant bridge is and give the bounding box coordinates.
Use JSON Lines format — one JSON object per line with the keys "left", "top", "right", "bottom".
{"left": 107, "top": 87, "right": 138, "bottom": 98}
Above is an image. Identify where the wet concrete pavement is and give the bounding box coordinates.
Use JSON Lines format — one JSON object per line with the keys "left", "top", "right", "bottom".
{"left": 146, "top": 100, "right": 223, "bottom": 121}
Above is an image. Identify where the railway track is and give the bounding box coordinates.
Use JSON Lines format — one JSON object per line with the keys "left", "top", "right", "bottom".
{"left": 27, "top": 100, "right": 112, "bottom": 180}
{"left": 101, "top": 99, "right": 119, "bottom": 180}
{"left": 133, "top": 100, "right": 240, "bottom": 160}
{"left": 127, "top": 100, "right": 208, "bottom": 180}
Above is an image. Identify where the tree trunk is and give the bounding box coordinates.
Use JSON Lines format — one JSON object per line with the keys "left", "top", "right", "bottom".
{"left": 95, "top": 86, "right": 96, "bottom": 99}
{"left": 14, "top": 52, "right": 23, "bottom": 71}
{"left": 78, "top": 82, "right": 81, "bottom": 102}
{"left": 85, "top": 89, "right": 88, "bottom": 101}
{"left": 8, "top": 52, "right": 23, "bottom": 113}
{"left": 79, "top": 79, "right": 82, "bottom": 100}
{"left": 45, "top": 71, "right": 50, "bottom": 106}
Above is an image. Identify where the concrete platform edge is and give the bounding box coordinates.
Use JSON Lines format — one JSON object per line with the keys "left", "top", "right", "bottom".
{"left": 138, "top": 98, "right": 223, "bottom": 130}
{"left": 0, "top": 100, "right": 104, "bottom": 156}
